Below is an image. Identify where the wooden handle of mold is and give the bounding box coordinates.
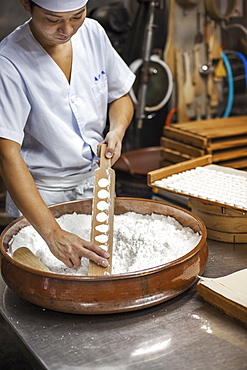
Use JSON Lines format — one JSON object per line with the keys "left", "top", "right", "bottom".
{"left": 13, "top": 247, "right": 50, "bottom": 272}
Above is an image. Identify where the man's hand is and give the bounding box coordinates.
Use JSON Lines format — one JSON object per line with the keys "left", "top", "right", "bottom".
{"left": 42, "top": 226, "right": 110, "bottom": 268}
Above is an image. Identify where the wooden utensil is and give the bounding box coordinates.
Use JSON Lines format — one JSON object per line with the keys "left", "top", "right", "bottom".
{"left": 210, "top": 21, "right": 221, "bottom": 60}
{"left": 214, "top": 57, "right": 227, "bottom": 80}
{"left": 175, "top": 48, "right": 188, "bottom": 123}
{"left": 192, "top": 46, "right": 204, "bottom": 96}
{"left": 88, "top": 144, "right": 115, "bottom": 276}
{"left": 13, "top": 247, "right": 50, "bottom": 272}
{"left": 183, "top": 51, "right": 195, "bottom": 105}
{"left": 194, "top": 10, "right": 203, "bottom": 44}
{"left": 163, "top": 0, "right": 175, "bottom": 77}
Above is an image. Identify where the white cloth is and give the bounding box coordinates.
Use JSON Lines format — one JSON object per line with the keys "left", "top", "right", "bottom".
{"left": 6, "top": 166, "right": 97, "bottom": 218}
{"left": 33, "top": 0, "right": 88, "bottom": 12}
{"left": 0, "top": 18, "right": 135, "bottom": 216}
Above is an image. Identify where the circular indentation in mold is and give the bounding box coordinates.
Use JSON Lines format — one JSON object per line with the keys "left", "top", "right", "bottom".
{"left": 98, "top": 178, "right": 109, "bottom": 187}
{"left": 97, "top": 201, "right": 109, "bottom": 211}
{"left": 95, "top": 234, "right": 109, "bottom": 243}
{"left": 97, "top": 189, "right": 109, "bottom": 199}
{"left": 96, "top": 212, "right": 108, "bottom": 222}
{"left": 95, "top": 224, "right": 109, "bottom": 233}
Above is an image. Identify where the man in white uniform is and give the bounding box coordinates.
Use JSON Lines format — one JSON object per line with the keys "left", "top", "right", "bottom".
{"left": 0, "top": 0, "right": 135, "bottom": 268}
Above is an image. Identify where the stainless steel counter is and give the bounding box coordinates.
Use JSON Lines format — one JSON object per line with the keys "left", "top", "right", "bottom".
{"left": 0, "top": 239, "right": 247, "bottom": 370}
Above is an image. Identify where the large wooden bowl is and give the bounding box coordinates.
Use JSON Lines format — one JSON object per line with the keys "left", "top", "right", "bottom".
{"left": 0, "top": 198, "right": 208, "bottom": 314}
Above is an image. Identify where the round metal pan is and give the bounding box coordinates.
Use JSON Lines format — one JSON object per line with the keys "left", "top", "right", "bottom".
{"left": 0, "top": 198, "right": 208, "bottom": 314}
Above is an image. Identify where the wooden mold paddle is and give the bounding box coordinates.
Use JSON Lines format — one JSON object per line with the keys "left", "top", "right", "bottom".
{"left": 13, "top": 247, "right": 50, "bottom": 272}
{"left": 88, "top": 144, "right": 115, "bottom": 276}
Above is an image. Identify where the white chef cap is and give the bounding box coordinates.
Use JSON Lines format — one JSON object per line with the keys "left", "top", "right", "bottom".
{"left": 33, "top": 0, "right": 88, "bottom": 12}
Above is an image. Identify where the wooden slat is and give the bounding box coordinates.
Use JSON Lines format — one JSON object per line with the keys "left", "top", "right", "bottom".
{"left": 161, "top": 137, "right": 205, "bottom": 157}
{"left": 147, "top": 155, "right": 212, "bottom": 184}
{"left": 219, "top": 157, "right": 247, "bottom": 169}
{"left": 212, "top": 147, "right": 247, "bottom": 162}
{"left": 208, "top": 135, "right": 247, "bottom": 151}
{"left": 161, "top": 148, "right": 192, "bottom": 163}
{"left": 191, "top": 207, "right": 247, "bottom": 233}
{"left": 190, "top": 199, "right": 247, "bottom": 217}
{"left": 164, "top": 127, "right": 208, "bottom": 148}
{"left": 206, "top": 229, "right": 247, "bottom": 244}
{"left": 197, "top": 283, "right": 247, "bottom": 325}
{"left": 167, "top": 116, "right": 247, "bottom": 140}
{"left": 174, "top": 117, "right": 247, "bottom": 137}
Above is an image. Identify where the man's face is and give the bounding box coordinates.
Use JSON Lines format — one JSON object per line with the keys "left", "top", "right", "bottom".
{"left": 29, "top": 5, "right": 87, "bottom": 47}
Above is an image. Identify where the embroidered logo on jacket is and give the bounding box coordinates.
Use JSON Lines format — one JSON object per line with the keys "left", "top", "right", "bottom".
{"left": 94, "top": 71, "right": 106, "bottom": 81}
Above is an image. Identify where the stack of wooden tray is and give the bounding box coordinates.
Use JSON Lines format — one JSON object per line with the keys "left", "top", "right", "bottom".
{"left": 162, "top": 116, "right": 247, "bottom": 170}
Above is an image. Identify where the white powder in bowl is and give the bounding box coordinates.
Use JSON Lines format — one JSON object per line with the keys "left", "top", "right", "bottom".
{"left": 9, "top": 212, "right": 201, "bottom": 275}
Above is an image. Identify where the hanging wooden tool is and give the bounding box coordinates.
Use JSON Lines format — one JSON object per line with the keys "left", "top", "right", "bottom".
{"left": 214, "top": 54, "right": 227, "bottom": 80}
{"left": 183, "top": 51, "right": 195, "bottom": 105}
{"left": 194, "top": 10, "right": 203, "bottom": 44}
{"left": 163, "top": 0, "right": 176, "bottom": 77}
{"left": 88, "top": 144, "right": 115, "bottom": 276}
{"left": 210, "top": 21, "right": 221, "bottom": 60}
{"left": 192, "top": 45, "right": 204, "bottom": 96}
{"left": 175, "top": 48, "right": 188, "bottom": 122}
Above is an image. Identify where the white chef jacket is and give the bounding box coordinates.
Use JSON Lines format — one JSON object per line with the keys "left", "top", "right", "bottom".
{"left": 0, "top": 18, "right": 135, "bottom": 217}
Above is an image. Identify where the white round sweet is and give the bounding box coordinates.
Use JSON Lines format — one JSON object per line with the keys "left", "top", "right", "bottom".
{"left": 97, "top": 189, "right": 109, "bottom": 199}
{"left": 96, "top": 212, "right": 108, "bottom": 222}
{"left": 98, "top": 178, "right": 109, "bottom": 188}
{"left": 95, "top": 234, "right": 108, "bottom": 243}
{"left": 95, "top": 224, "right": 109, "bottom": 233}
{"left": 97, "top": 201, "right": 109, "bottom": 211}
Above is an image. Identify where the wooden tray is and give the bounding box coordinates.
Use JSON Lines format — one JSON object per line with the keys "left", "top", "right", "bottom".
{"left": 162, "top": 116, "right": 247, "bottom": 169}
{"left": 197, "top": 283, "right": 247, "bottom": 325}
{"left": 197, "top": 269, "right": 247, "bottom": 325}
{"left": 148, "top": 155, "right": 247, "bottom": 242}
{"left": 148, "top": 155, "right": 247, "bottom": 213}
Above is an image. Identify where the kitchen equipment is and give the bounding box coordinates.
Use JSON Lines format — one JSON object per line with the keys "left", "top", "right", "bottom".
{"left": 194, "top": 10, "right": 203, "bottom": 44}
{"left": 205, "top": 0, "right": 238, "bottom": 20}
{"left": 148, "top": 156, "right": 247, "bottom": 243}
{"left": 162, "top": 116, "right": 247, "bottom": 169}
{"left": 191, "top": 199, "right": 247, "bottom": 243}
{"left": 214, "top": 56, "right": 227, "bottom": 79}
{"left": 13, "top": 247, "right": 50, "bottom": 272}
{"left": 183, "top": 51, "right": 195, "bottom": 105}
{"left": 129, "top": 54, "right": 173, "bottom": 113}
{"left": 192, "top": 46, "right": 204, "bottom": 96}
{"left": 176, "top": 0, "right": 200, "bottom": 7}
{"left": 175, "top": 48, "right": 188, "bottom": 122}
{"left": 0, "top": 198, "right": 208, "bottom": 314}
{"left": 88, "top": 144, "right": 115, "bottom": 276}
{"left": 163, "top": 0, "right": 175, "bottom": 77}
{"left": 210, "top": 21, "right": 221, "bottom": 61}
{"left": 113, "top": 146, "right": 163, "bottom": 199}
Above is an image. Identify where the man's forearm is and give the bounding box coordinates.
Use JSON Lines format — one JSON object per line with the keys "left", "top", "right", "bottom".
{"left": 108, "top": 93, "right": 134, "bottom": 141}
